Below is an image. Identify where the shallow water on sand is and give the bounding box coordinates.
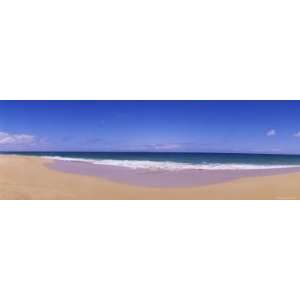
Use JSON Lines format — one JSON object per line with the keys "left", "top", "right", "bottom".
{"left": 48, "top": 160, "right": 300, "bottom": 188}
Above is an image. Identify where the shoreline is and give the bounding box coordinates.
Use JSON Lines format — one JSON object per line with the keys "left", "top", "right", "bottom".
{"left": 2, "top": 155, "right": 300, "bottom": 199}
{"left": 48, "top": 159, "right": 300, "bottom": 188}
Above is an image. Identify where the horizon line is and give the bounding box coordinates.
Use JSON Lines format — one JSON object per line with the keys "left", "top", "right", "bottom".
{"left": 1, "top": 150, "right": 300, "bottom": 156}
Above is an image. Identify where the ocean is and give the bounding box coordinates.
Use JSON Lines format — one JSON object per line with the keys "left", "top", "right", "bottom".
{"left": 3, "top": 152, "right": 300, "bottom": 171}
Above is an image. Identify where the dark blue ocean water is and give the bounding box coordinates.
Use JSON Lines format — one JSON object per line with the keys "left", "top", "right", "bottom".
{"left": 3, "top": 152, "right": 300, "bottom": 170}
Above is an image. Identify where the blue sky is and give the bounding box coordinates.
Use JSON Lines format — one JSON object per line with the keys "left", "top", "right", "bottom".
{"left": 1, "top": 100, "right": 300, "bottom": 153}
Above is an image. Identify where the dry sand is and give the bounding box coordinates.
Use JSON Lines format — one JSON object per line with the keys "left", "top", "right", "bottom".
{"left": 1, "top": 155, "right": 300, "bottom": 200}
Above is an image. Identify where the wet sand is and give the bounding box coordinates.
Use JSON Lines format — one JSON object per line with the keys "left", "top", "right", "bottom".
{"left": 1, "top": 155, "right": 300, "bottom": 199}
{"left": 50, "top": 160, "right": 300, "bottom": 187}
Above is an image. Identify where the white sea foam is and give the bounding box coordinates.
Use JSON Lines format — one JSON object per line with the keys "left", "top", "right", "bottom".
{"left": 43, "top": 156, "right": 300, "bottom": 171}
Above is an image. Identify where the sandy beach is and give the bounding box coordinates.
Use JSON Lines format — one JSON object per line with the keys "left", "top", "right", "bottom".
{"left": 0, "top": 155, "right": 300, "bottom": 199}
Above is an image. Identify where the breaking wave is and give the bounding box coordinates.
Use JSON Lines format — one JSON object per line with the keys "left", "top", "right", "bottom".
{"left": 43, "top": 156, "right": 300, "bottom": 171}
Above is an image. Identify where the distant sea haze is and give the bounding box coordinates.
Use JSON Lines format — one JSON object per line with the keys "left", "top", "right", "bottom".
{"left": 3, "top": 152, "right": 300, "bottom": 171}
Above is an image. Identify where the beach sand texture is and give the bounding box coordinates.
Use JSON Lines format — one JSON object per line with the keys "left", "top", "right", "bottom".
{"left": 0, "top": 155, "right": 300, "bottom": 200}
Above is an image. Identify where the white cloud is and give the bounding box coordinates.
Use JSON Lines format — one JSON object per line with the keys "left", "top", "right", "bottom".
{"left": 0, "top": 132, "right": 35, "bottom": 145}
{"left": 155, "top": 144, "right": 180, "bottom": 150}
{"left": 293, "top": 131, "right": 300, "bottom": 137}
{"left": 266, "top": 129, "right": 276, "bottom": 136}
{"left": 148, "top": 143, "right": 181, "bottom": 150}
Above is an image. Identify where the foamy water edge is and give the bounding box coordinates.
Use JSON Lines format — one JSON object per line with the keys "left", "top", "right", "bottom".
{"left": 43, "top": 156, "right": 300, "bottom": 171}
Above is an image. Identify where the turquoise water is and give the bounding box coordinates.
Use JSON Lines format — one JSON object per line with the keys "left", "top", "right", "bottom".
{"left": 3, "top": 152, "right": 300, "bottom": 170}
